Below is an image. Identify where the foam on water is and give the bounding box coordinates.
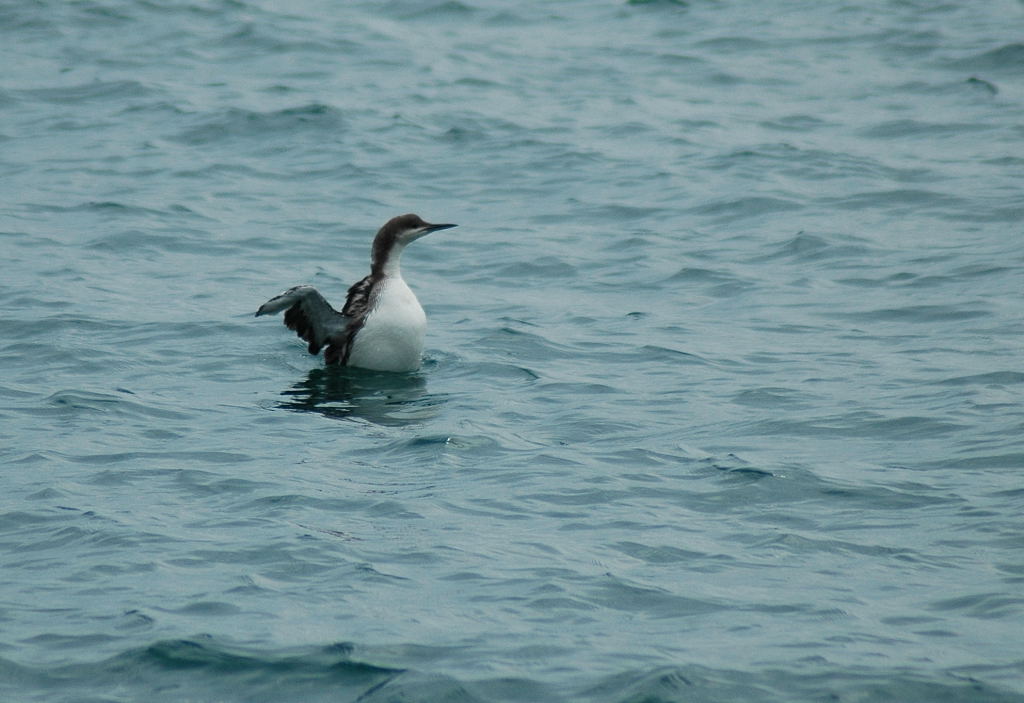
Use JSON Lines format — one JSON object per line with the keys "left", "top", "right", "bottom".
{"left": 2, "top": 0, "right": 1023, "bottom": 701}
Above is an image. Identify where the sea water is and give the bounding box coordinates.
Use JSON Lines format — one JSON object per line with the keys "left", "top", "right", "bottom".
{"left": 2, "top": 1, "right": 1023, "bottom": 701}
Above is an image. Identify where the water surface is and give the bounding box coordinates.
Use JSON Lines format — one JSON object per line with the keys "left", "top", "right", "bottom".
{"left": 2, "top": 1, "right": 1023, "bottom": 701}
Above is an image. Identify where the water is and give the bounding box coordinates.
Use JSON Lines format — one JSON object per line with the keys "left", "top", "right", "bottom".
{"left": 2, "top": 1, "right": 1023, "bottom": 701}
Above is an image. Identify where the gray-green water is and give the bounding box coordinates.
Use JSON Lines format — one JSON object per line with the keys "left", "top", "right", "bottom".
{"left": 2, "top": 1, "right": 1023, "bottom": 701}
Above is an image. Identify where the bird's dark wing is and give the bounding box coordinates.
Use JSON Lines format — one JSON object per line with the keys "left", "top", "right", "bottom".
{"left": 341, "top": 274, "right": 375, "bottom": 319}
{"left": 320, "top": 274, "right": 378, "bottom": 365}
{"left": 255, "top": 285, "right": 350, "bottom": 356}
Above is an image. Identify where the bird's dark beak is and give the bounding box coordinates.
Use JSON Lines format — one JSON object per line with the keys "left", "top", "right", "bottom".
{"left": 424, "top": 223, "right": 457, "bottom": 233}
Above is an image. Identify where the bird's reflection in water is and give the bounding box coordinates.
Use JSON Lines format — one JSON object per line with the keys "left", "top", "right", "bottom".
{"left": 278, "top": 366, "right": 442, "bottom": 425}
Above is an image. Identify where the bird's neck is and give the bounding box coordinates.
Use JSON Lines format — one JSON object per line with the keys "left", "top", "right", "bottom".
{"left": 372, "top": 241, "right": 406, "bottom": 279}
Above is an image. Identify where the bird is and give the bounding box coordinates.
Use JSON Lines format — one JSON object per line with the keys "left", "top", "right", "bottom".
{"left": 256, "top": 214, "right": 457, "bottom": 372}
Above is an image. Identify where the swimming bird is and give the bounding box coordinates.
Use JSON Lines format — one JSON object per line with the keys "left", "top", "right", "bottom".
{"left": 256, "top": 214, "right": 457, "bottom": 372}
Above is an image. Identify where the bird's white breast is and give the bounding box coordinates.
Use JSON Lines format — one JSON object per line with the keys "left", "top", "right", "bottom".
{"left": 346, "top": 276, "right": 427, "bottom": 372}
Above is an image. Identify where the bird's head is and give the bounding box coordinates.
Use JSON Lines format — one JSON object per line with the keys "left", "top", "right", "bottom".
{"left": 372, "top": 214, "right": 457, "bottom": 273}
